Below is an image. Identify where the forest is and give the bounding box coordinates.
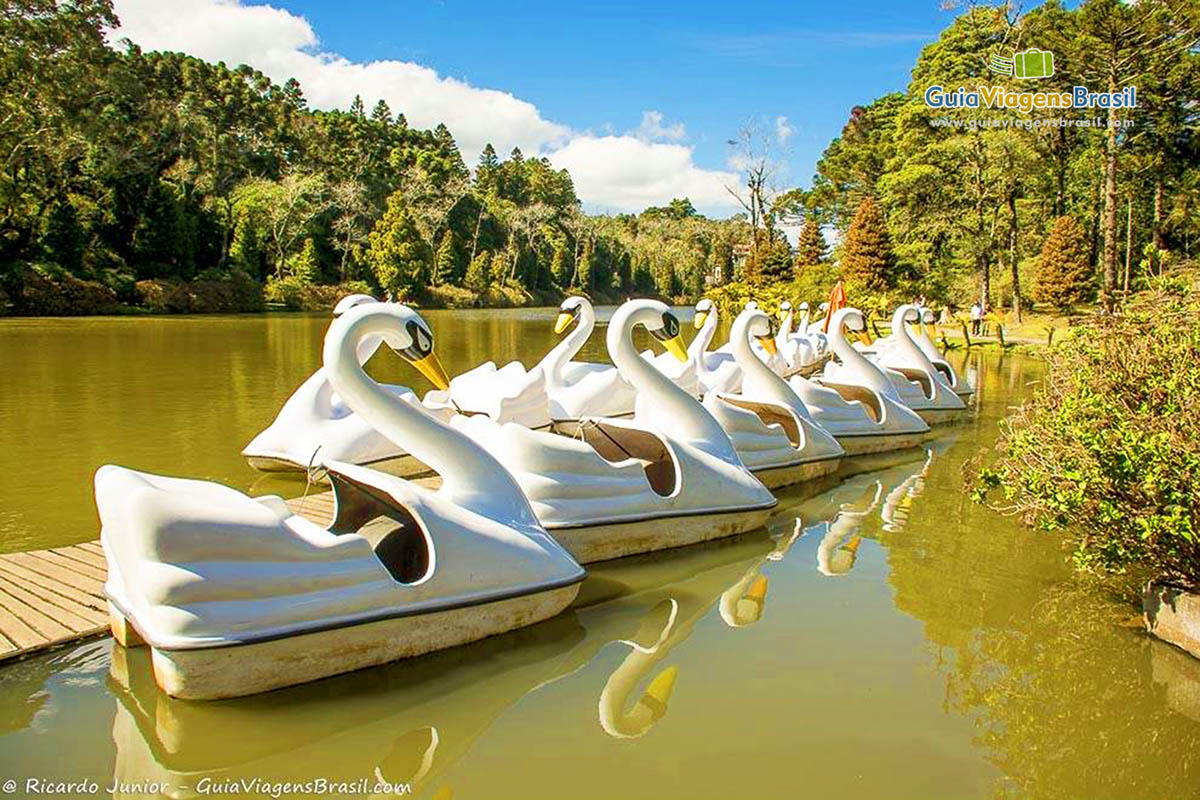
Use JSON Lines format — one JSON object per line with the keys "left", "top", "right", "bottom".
{"left": 1, "top": 0, "right": 1196, "bottom": 315}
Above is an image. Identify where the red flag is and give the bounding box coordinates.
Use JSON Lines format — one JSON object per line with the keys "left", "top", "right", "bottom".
{"left": 822, "top": 281, "right": 847, "bottom": 334}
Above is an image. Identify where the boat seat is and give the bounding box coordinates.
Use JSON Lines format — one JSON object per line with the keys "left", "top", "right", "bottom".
{"left": 718, "top": 396, "right": 801, "bottom": 448}
{"left": 326, "top": 471, "right": 432, "bottom": 585}
{"left": 819, "top": 382, "right": 882, "bottom": 423}
{"left": 576, "top": 421, "right": 677, "bottom": 497}
{"left": 891, "top": 367, "right": 934, "bottom": 399}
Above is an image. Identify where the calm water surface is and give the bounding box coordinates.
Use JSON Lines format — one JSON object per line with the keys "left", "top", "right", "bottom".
{"left": 0, "top": 309, "right": 1198, "bottom": 799}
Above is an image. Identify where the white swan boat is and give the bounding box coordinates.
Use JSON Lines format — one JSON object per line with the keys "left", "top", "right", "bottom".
{"left": 690, "top": 298, "right": 742, "bottom": 395}
{"left": 789, "top": 307, "right": 930, "bottom": 455}
{"left": 96, "top": 302, "right": 585, "bottom": 700}
{"left": 872, "top": 305, "right": 966, "bottom": 424}
{"left": 242, "top": 294, "right": 453, "bottom": 474}
{"left": 450, "top": 299, "right": 777, "bottom": 563}
{"left": 542, "top": 296, "right": 638, "bottom": 427}
{"left": 702, "top": 306, "right": 844, "bottom": 489}
{"left": 914, "top": 307, "right": 974, "bottom": 399}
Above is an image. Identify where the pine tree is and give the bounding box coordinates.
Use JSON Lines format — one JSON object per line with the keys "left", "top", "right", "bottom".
{"left": 794, "top": 216, "right": 826, "bottom": 274}
{"left": 550, "top": 242, "right": 571, "bottom": 286}
{"left": 370, "top": 99, "right": 392, "bottom": 126}
{"left": 1033, "top": 216, "right": 1093, "bottom": 308}
{"left": 476, "top": 144, "right": 500, "bottom": 195}
{"left": 433, "top": 229, "right": 457, "bottom": 285}
{"left": 349, "top": 94, "right": 365, "bottom": 119}
{"left": 578, "top": 240, "right": 594, "bottom": 290}
{"left": 464, "top": 250, "right": 491, "bottom": 293}
{"left": 287, "top": 237, "right": 320, "bottom": 284}
{"left": 840, "top": 196, "right": 894, "bottom": 290}
{"left": 366, "top": 193, "right": 431, "bottom": 298}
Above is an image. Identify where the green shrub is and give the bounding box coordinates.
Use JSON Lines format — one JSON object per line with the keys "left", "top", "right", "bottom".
{"left": 264, "top": 274, "right": 307, "bottom": 309}
{"left": 20, "top": 265, "right": 121, "bottom": 315}
{"left": 971, "top": 276, "right": 1200, "bottom": 588}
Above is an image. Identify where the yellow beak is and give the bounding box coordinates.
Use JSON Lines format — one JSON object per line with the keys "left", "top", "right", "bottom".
{"left": 640, "top": 666, "right": 679, "bottom": 720}
{"left": 693, "top": 310, "right": 708, "bottom": 330}
{"left": 660, "top": 333, "right": 689, "bottom": 363}
{"left": 757, "top": 335, "right": 778, "bottom": 356}
{"left": 856, "top": 330, "right": 873, "bottom": 347}
{"left": 844, "top": 535, "right": 862, "bottom": 555}
{"left": 410, "top": 352, "right": 451, "bottom": 391}
{"left": 553, "top": 311, "right": 574, "bottom": 335}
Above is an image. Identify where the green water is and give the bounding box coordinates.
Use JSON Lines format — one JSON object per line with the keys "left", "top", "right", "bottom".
{"left": 0, "top": 310, "right": 1198, "bottom": 799}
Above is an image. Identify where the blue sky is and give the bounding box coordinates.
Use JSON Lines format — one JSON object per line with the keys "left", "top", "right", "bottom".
{"left": 112, "top": 0, "right": 954, "bottom": 215}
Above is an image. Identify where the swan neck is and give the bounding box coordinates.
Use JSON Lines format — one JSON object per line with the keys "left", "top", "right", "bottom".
{"left": 688, "top": 308, "right": 718, "bottom": 360}
{"left": 325, "top": 314, "right": 532, "bottom": 520}
{"left": 540, "top": 303, "right": 594, "bottom": 387}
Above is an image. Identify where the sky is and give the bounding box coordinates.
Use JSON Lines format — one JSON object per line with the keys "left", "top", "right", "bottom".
{"left": 108, "top": 0, "right": 954, "bottom": 217}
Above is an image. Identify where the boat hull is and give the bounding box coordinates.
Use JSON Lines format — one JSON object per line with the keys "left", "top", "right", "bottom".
{"left": 548, "top": 506, "right": 775, "bottom": 564}
{"left": 753, "top": 456, "right": 841, "bottom": 490}
{"left": 916, "top": 407, "right": 966, "bottom": 426}
{"left": 836, "top": 431, "right": 929, "bottom": 456}
{"left": 111, "top": 585, "right": 581, "bottom": 700}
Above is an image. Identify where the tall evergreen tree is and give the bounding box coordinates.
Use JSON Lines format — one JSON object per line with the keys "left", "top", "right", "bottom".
{"left": 433, "top": 229, "right": 457, "bottom": 285}
{"left": 794, "top": 217, "right": 827, "bottom": 270}
{"left": 840, "top": 197, "right": 895, "bottom": 290}
{"left": 1034, "top": 216, "right": 1093, "bottom": 308}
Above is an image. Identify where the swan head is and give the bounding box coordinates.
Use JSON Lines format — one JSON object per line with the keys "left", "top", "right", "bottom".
{"left": 555, "top": 296, "right": 590, "bottom": 335}
{"left": 798, "top": 301, "right": 809, "bottom": 311}
{"left": 646, "top": 305, "right": 688, "bottom": 363}
{"left": 332, "top": 293, "right": 378, "bottom": 317}
{"left": 331, "top": 303, "right": 451, "bottom": 390}
{"left": 818, "top": 301, "right": 830, "bottom": 313}
{"left": 780, "top": 300, "right": 792, "bottom": 315}
{"left": 921, "top": 307, "right": 936, "bottom": 325}
{"left": 893, "top": 304, "right": 921, "bottom": 327}
{"left": 830, "top": 307, "right": 866, "bottom": 337}
{"left": 737, "top": 306, "right": 778, "bottom": 356}
{"left": 694, "top": 298, "right": 714, "bottom": 330}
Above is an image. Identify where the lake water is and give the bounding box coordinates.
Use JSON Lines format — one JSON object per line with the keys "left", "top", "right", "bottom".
{"left": 0, "top": 308, "right": 1197, "bottom": 799}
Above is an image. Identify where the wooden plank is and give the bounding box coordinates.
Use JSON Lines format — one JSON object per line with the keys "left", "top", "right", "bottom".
{"left": 51, "top": 546, "right": 106, "bottom": 571}
{"left": 0, "top": 574, "right": 102, "bottom": 633}
{"left": 0, "top": 559, "right": 106, "bottom": 612}
{"left": 0, "top": 586, "right": 74, "bottom": 641}
{"left": 0, "top": 632, "right": 17, "bottom": 658}
{"left": 2, "top": 552, "right": 105, "bottom": 596}
{"left": 77, "top": 542, "right": 104, "bottom": 556}
{"left": 0, "top": 602, "right": 46, "bottom": 650}
{"left": 31, "top": 550, "right": 107, "bottom": 582}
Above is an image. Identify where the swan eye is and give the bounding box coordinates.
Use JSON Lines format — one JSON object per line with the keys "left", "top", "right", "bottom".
{"left": 398, "top": 320, "right": 434, "bottom": 361}
{"left": 651, "top": 312, "right": 680, "bottom": 342}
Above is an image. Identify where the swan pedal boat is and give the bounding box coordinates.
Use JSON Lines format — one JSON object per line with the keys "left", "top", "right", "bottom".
{"left": 870, "top": 305, "right": 967, "bottom": 425}
{"left": 543, "top": 296, "right": 638, "bottom": 434}
{"left": 450, "top": 299, "right": 777, "bottom": 564}
{"left": 242, "top": 294, "right": 455, "bottom": 476}
{"left": 794, "top": 307, "right": 931, "bottom": 455}
{"left": 702, "top": 306, "right": 844, "bottom": 489}
{"left": 914, "top": 306, "right": 974, "bottom": 399}
{"left": 97, "top": 303, "right": 585, "bottom": 700}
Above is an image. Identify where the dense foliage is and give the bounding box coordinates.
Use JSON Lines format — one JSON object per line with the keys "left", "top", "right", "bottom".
{"left": 0, "top": 0, "right": 752, "bottom": 314}
{"left": 801, "top": 0, "right": 1198, "bottom": 316}
{"left": 972, "top": 276, "right": 1200, "bottom": 587}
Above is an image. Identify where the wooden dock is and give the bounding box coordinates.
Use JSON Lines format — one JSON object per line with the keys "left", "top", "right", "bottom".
{"left": 0, "top": 490, "right": 340, "bottom": 664}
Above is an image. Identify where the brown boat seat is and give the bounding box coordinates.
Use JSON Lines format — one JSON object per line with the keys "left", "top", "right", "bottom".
{"left": 576, "top": 420, "right": 677, "bottom": 497}
{"left": 718, "top": 396, "right": 801, "bottom": 448}
{"left": 819, "top": 382, "right": 882, "bottom": 423}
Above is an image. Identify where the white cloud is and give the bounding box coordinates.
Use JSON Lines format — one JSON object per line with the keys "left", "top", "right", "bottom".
{"left": 775, "top": 115, "right": 794, "bottom": 144}
{"left": 634, "top": 110, "right": 686, "bottom": 142}
{"left": 108, "top": 0, "right": 743, "bottom": 215}
{"left": 549, "top": 136, "right": 739, "bottom": 213}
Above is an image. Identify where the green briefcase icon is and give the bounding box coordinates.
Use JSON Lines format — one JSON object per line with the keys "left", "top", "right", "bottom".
{"left": 1014, "top": 48, "right": 1054, "bottom": 79}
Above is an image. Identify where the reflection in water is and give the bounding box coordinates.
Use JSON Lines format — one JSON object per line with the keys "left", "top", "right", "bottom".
{"left": 816, "top": 482, "right": 881, "bottom": 577}
{"left": 880, "top": 449, "right": 934, "bottom": 532}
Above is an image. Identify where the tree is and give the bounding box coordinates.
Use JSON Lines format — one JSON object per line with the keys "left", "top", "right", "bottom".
{"left": 366, "top": 193, "right": 431, "bottom": 298}
{"left": 794, "top": 217, "right": 827, "bottom": 270}
{"left": 840, "top": 197, "right": 895, "bottom": 290}
{"left": 464, "top": 249, "right": 490, "bottom": 293}
{"left": 1033, "top": 216, "right": 1093, "bottom": 308}
{"left": 433, "top": 229, "right": 457, "bottom": 285}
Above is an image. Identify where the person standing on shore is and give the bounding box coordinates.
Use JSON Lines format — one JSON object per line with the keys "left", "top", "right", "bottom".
{"left": 970, "top": 302, "right": 982, "bottom": 335}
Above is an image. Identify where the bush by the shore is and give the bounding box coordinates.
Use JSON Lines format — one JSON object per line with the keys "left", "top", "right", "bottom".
{"left": 971, "top": 272, "right": 1200, "bottom": 590}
